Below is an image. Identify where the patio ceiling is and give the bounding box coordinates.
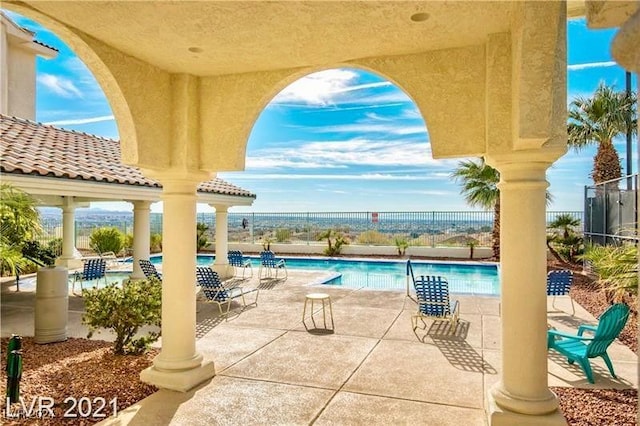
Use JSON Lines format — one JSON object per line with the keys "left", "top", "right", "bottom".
{"left": 21, "top": 1, "right": 515, "bottom": 76}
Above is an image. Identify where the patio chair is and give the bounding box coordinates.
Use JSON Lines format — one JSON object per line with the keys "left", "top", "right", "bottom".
{"left": 228, "top": 250, "right": 253, "bottom": 279}
{"left": 412, "top": 275, "right": 460, "bottom": 331}
{"left": 548, "top": 303, "right": 630, "bottom": 383}
{"left": 547, "top": 269, "right": 575, "bottom": 315}
{"left": 138, "top": 259, "right": 162, "bottom": 280}
{"left": 258, "top": 250, "right": 287, "bottom": 280}
{"left": 99, "top": 251, "right": 120, "bottom": 269}
{"left": 71, "top": 257, "right": 107, "bottom": 294}
{"left": 196, "top": 266, "right": 259, "bottom": 316}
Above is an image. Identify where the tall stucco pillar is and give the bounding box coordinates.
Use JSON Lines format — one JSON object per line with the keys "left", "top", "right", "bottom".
{"left": 140, "top": 178, "right": 214, "bottom": 391}
{"left": 55, "top": 197, "right": 82, "bottom": 269}
{"left": 488, "top": 161, "right": 563, "bottom": 425}
{"left": 211, "top": 204, "right": 230, "bottom": 278}
{"left": 130, "top": 200, "right": 152, "bottom": 280}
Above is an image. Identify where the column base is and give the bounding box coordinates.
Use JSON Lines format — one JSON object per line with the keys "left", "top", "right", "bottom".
{"left": 487, "top": 386, "right": 566, "bottom": 426}
{"left": 212, "top": 263, "right": 233, "bottom": 280}
{"left": 140, "top": 360, "right": 215, "bottom": 392}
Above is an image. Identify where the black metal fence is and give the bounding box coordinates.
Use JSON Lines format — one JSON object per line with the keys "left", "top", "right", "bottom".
{"left": 584, "top": 174, "right": 638, "bottom": 246}
{"left": 38, "top": 210, "right": 584, "bottom": 251}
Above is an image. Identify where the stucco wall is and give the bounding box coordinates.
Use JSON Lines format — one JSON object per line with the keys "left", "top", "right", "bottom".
{"left": 6, "top": 43, "right": 37, "bottom": 120}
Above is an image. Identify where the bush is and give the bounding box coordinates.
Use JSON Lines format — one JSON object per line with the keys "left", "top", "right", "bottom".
{"left": 357, "top": 230, "right": 390, "bottom": 245}
{"left": 394, "top": 237, "right": 409, "bottom": 256}
{"left": 150, "top": 233, "right": 162, "bottom": 253}
{"left": 89, "top": 227, "right": 124, "bottom": 255}
{"left": 82, "top": 279, "right": 162, "bottom": 354}
{"left": 124, "top": 234, "right": 134, "bottom": 251}
{"left": 582, "top": 244, "right": 638, "bottom": 300}
{"left": 22, "top": 240, "right": 56, "bottom": 267}
{"left": 196, "top": 222, "right": 209, "bottom": 251}
{"left": 318, "top": 229, "right": 349, "bottom": 256}
{"left": 275, "top": 228, "right": 291, "bottom": 243}
{"left": 46, "top": 238, "right": 63, "bottom": 256}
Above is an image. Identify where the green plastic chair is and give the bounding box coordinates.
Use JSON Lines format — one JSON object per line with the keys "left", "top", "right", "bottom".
{"left": 547, "top": 303, "right": 630, "bottom": 383}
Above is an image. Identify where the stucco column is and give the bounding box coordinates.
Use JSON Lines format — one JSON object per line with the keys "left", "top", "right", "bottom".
{"left": 130, "top": 200, "right": 151, "bottom": 280}
{"left": 140, "top": 177, "right": 214, "bottom": 391}
{"left": 488, "top": 161, "right": 561, "bottom": 425}
{"left": 211, "top": 204, "right": 230, "bottom": 278}
{"left": 55, "top": 197, "right": 82, "bottom": 269}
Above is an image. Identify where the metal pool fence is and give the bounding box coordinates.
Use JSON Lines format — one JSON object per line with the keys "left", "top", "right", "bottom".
{"left": 37, "top": 210, "right": 583, "bottom": 252}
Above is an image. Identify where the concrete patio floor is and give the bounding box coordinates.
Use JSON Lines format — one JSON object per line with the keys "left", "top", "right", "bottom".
{"left": 1, "top": 269, "right": 637, "bottom": 425}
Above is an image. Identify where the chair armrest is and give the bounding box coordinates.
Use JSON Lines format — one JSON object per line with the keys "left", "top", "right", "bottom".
{"left": 451, "top": 299, "right": 460, "bottom": 315}
{"left": 548, "top": 329, "right": 594, "bottom": 341}
{"left": 276, "top": 259, "right": 286, "bottom": 267}
{"left": 577, "top": 324, "right": 597, "bottom": 336}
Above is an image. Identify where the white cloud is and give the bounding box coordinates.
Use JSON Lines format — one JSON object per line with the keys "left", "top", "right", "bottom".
{"left": 44, "top": 115, "right": 115, "bottom": 126}
{"left": 243, "top": 138, "right": 444, "bottom": 170}
{"left": 567, "top": 61, "right": 618, "bottom": 71}
{"left": 272, "top": 69, "right": 360, "bottom": 106}
{"left": 220, "top": 173, "right": 446, "bottom": 181}
{"left": 37, "top": 74, "right": 83, "bottom": 98}
{"left": 310, "top": 123, "right": 427, "bottom": 136}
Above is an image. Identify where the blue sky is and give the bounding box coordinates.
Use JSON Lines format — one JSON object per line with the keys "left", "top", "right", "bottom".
{"left": 5, "top": 11, "right": 638, "bottom": 214}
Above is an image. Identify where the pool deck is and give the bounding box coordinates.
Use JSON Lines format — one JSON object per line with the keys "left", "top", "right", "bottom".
{"left": 1, "top": 268, "right": 637, "bottom": 425}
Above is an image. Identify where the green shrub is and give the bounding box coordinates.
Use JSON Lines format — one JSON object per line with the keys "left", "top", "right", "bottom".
{"left": 46, "top": 238, "right": 63, "bottom": 256}
{"left": 150, "top": 233, "right": 162, "bottom": 253}
{"left": 89, "top": 227, "right": 124, "bottom": 255}
{"left": 22, "top": 240, "right": 56, "bottom": 267}
{"left": 124, "top": 234, "right": 134, "bottom": 251}
{"left": 82, "top": 279, "right": 162, "bottom": 354}
{"left": 275, "top": 228, "right": 291, "bottom": 243}
{"left": 394, "top": 237, "right": 409, "bottom": 256}
{"left": 582, "top": 244, "right": 638, "bottom": 299}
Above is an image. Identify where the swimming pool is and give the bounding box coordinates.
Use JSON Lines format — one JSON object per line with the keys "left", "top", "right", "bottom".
{"left": 140, "top": 254, "right": 499, "bottom": 295}
{"left": 14, "top": 255, "right": 498, "bottom": 294}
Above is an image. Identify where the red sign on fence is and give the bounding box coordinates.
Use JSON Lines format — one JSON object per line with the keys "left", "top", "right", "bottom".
{"left": 371, "top": 212, "right": 379, "bottom": 223}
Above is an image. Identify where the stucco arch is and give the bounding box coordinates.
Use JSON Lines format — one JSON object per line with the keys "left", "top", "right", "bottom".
{"left": 200, "top": 50, "right": 487, "bottom": 173}
{"left": 3, "top": 3, "right": 139, "bottom": 165}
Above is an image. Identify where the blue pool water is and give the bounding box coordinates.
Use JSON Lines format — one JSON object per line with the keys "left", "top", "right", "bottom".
{"left": 141, "top": 254, "right": 499, "bottom": 295}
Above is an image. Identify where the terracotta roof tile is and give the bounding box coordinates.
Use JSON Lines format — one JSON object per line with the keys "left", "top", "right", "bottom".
{"left": 0, "top": 114, "right": 255, "bottom": 199}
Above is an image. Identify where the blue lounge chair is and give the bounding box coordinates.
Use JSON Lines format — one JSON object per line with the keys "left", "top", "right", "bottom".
{"left": 258, "top": 250, "right": 287, "bottom": 280}
{"left": 138, "top": 259, "right": 162, "bottom": 280}
{"left": 412, "top": 275, "right": 460, "bottom": 331}
{"left": 547, "top": 270, "right": 574, "bottom": 315}
{"left": 196, "top": 267, "right": 259, "bottom": 316}
{"left": 72, "top": 258, "right": 107, "bottom": 294}
{"left": 548, "top": 303, "right": 630, "bottom": 383}
{"left": 228, "top": 250, "right": 253, "bottom": 279}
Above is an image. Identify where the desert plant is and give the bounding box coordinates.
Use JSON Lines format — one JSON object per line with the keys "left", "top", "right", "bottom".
{"left": 89, "top": 227, "right": 124, "bottom": 255}
{"left": 357, "top": 230, "right": 390, "bottom": 245}
{"left": 547, "top": 214, "right": 583, "bottom": 264}
{"left": 196, "top": 222, "right": 209, "bottom": 251}
{"left": 275, "top": 228, "right": 291, "bottom": 243}
{"left": 82, "top": 278, "right": 162, "bottom": 354}
{"left": 582, "top": 244, "right": 638, "bottom": 300}
{"left": 394, "top": 237, "right": 409, "bottom": 256}
{"left": 318, "top": 229, "right": 348, "bottom": 256}
{"left": 150, "top": 233, "right": 162, "bottom": 253}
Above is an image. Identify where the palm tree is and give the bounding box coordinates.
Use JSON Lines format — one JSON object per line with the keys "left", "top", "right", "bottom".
{"left": 451, "top": 159, "right": 500, "bottom": 259}
{"left": 568, "top": 82, "right": 637, "bottom": 186}
{"left": 548, "top": 214, "right": 581, "bottom": 240}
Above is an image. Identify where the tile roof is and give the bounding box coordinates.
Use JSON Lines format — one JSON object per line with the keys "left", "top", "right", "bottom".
{"left": 0, "top": 114, "right": 255, "bottom": 199}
